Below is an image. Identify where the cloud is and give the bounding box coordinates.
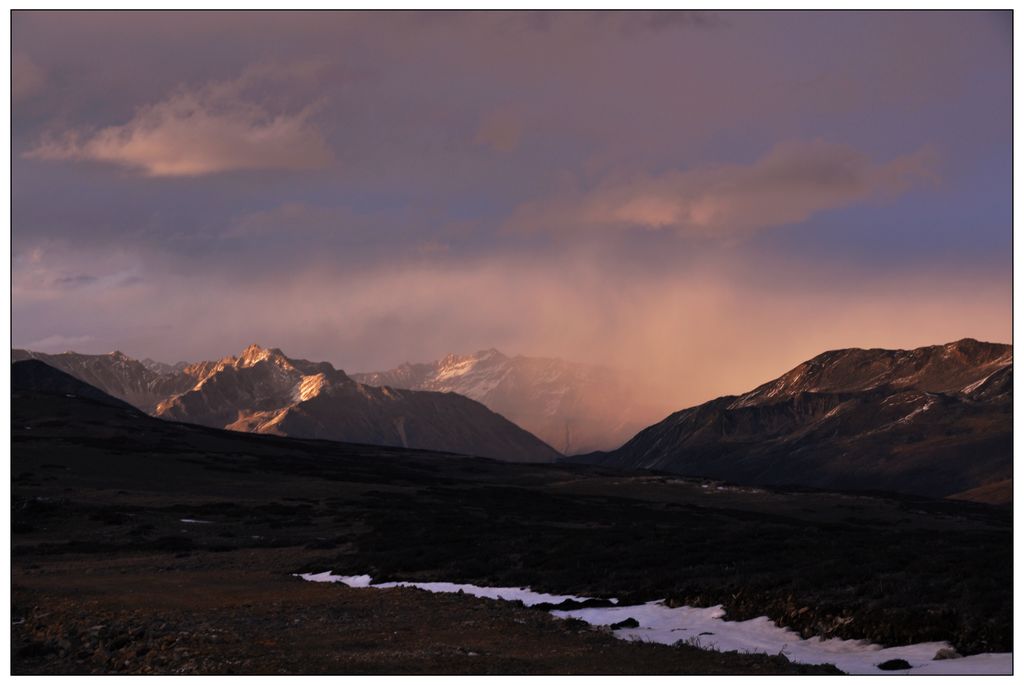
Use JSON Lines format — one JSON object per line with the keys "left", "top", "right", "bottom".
{"left": 9, "top": 12, "right": 1009, "bottom": 410}
{"left": 52, "top": 274, "right": 98, "bottom": 288}
{"left": 13, "top": 51, "right": 47, "bottom": 103}
{"left": 24, "top": 65, "right": 333, "bottom": 177}
{"left": 13, "top": 244, "right": 145, "bottom": 302}
{"left": 508, "top": 140, "right": 940, "bottom": 236}
{"left": 12, "top": 243, "right": 1010, "bottom": 413}
{"left": 22, "top": 334, "right": 96, "bottom": 351}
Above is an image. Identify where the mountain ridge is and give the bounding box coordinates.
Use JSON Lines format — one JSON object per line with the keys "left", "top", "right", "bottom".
{"left": 12, "top": 345, "right": 560, "bottom": 463}
{"left": 353, "top": 348, "right": 664, "bottom": 454}
{"left": 570, "top": 338, "right": 1012, "bottom": 502}
{"left": 12, "top": 359, "right": 141, "bottom": 412}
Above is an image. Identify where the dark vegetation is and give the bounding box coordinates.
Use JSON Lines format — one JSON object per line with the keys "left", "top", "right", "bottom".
{"left": 302, "top": 477, "right": 1010, "bottom": 654}
{"left": 12, "top": 375, "right": 1012, "bottom": 673}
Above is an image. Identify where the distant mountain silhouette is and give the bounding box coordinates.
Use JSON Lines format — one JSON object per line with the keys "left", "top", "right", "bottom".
{"left": 354, "top": 349, "right": 662, "bottom": 454}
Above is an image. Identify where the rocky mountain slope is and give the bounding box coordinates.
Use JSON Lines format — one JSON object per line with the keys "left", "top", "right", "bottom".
{"left": 353, "top": 349, "right": 662, "bottom": 454}
{"left": 140, "top": 358, "right": 190, "bottom": 375}
{"left": 572, "top": 339, "right": 1012, "bottom": 501}
{"left": 11, "top": 349, "right": 202, "bottom": 411}
{"left": 12, "top": 346, "right": 559, "bottom": 463}
{"left": 12, "top": 359, "right": 140, "bottom": 411}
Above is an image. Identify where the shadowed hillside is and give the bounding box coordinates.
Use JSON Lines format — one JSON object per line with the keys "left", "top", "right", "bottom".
{"left": 572, "top": 339, "right": 1011, "bottom": 502}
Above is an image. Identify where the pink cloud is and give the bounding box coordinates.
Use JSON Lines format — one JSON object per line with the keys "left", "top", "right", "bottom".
{"left": 508, "top": 140, "right": 940, "bottom": 235}
{"left": 13, "top": 245, "right": 1010, "bottom": 413}
{"left": 24, "top": 65, "right": 333, "bottom": 177}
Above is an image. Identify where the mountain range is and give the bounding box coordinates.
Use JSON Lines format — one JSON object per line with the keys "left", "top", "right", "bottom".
{"left": 12, "top": 338, "right": 1012, "bottom": 501}
{"left": 353, "top": 349, "right": 662, "bottom": 454}
{"left": 572, "top": 339, "right": 1012, "bottom": 502}
{"left": 11, "top": 345, "right": 559, "bottom": 463}
{"left": 11, "top": 349, "right": 198, "bottom": 412}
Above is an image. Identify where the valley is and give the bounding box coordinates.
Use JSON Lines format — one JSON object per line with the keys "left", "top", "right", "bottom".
{"left": 11, "top": 363, "right": 1012, "bottom": 674}
{"left": 11, "top": 10, "right": 1013, "bottom": 677}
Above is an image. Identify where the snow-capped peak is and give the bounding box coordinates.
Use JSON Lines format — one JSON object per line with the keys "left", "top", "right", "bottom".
{"left": 235, "top": 343, "right": 291, "bottom": 368}
{"left": 352, "top": 348, "right": 660, "bottom": 454}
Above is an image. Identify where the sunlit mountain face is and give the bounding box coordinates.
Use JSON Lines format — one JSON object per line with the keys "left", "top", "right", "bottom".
{"left": 12, "top": 345, "right": 561, "bottom": 462}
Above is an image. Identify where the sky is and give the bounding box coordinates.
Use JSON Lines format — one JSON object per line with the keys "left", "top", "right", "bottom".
{"left": 11, "top": 10, "right": 1012, "bottom": 409}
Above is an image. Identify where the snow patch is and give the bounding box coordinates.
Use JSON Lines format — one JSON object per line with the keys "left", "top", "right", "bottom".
{"left": 295, "top": 572, "right": 1011, "bottom": 675}
{"left": 822, "top": 404, "right": 845, "bottom": 420}
{"left": 897, "top": 399, "right": 936, "bottom": 425}
{"left": 295, "top": 572, "right": 596, "bottom": 606}
{"left": 552, "top": 601, "right": 1010, "bottom": 675}
{"left": 961, "top": 367, "right": 1006, "bottom": 395}
{"left": 302, "top": 572, "right": 373, "bottom": 587}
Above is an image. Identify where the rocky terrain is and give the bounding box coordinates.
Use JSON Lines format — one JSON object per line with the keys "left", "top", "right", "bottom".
{"left": 354, "top": 349, "right": 664, "bottom": 454}
{"left": 573, "top": 339, "right": 1012, "bottom": 502}
{"left": 12, "top": 349, "right": 199, "bottom": 412}
{"left": 13, "top": 552, "right": 836, "bottom": 675}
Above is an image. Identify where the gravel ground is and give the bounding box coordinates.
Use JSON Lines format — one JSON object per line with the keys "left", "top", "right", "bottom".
{"left": 12, "top": 549, "right": 839, "bottom": 675}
